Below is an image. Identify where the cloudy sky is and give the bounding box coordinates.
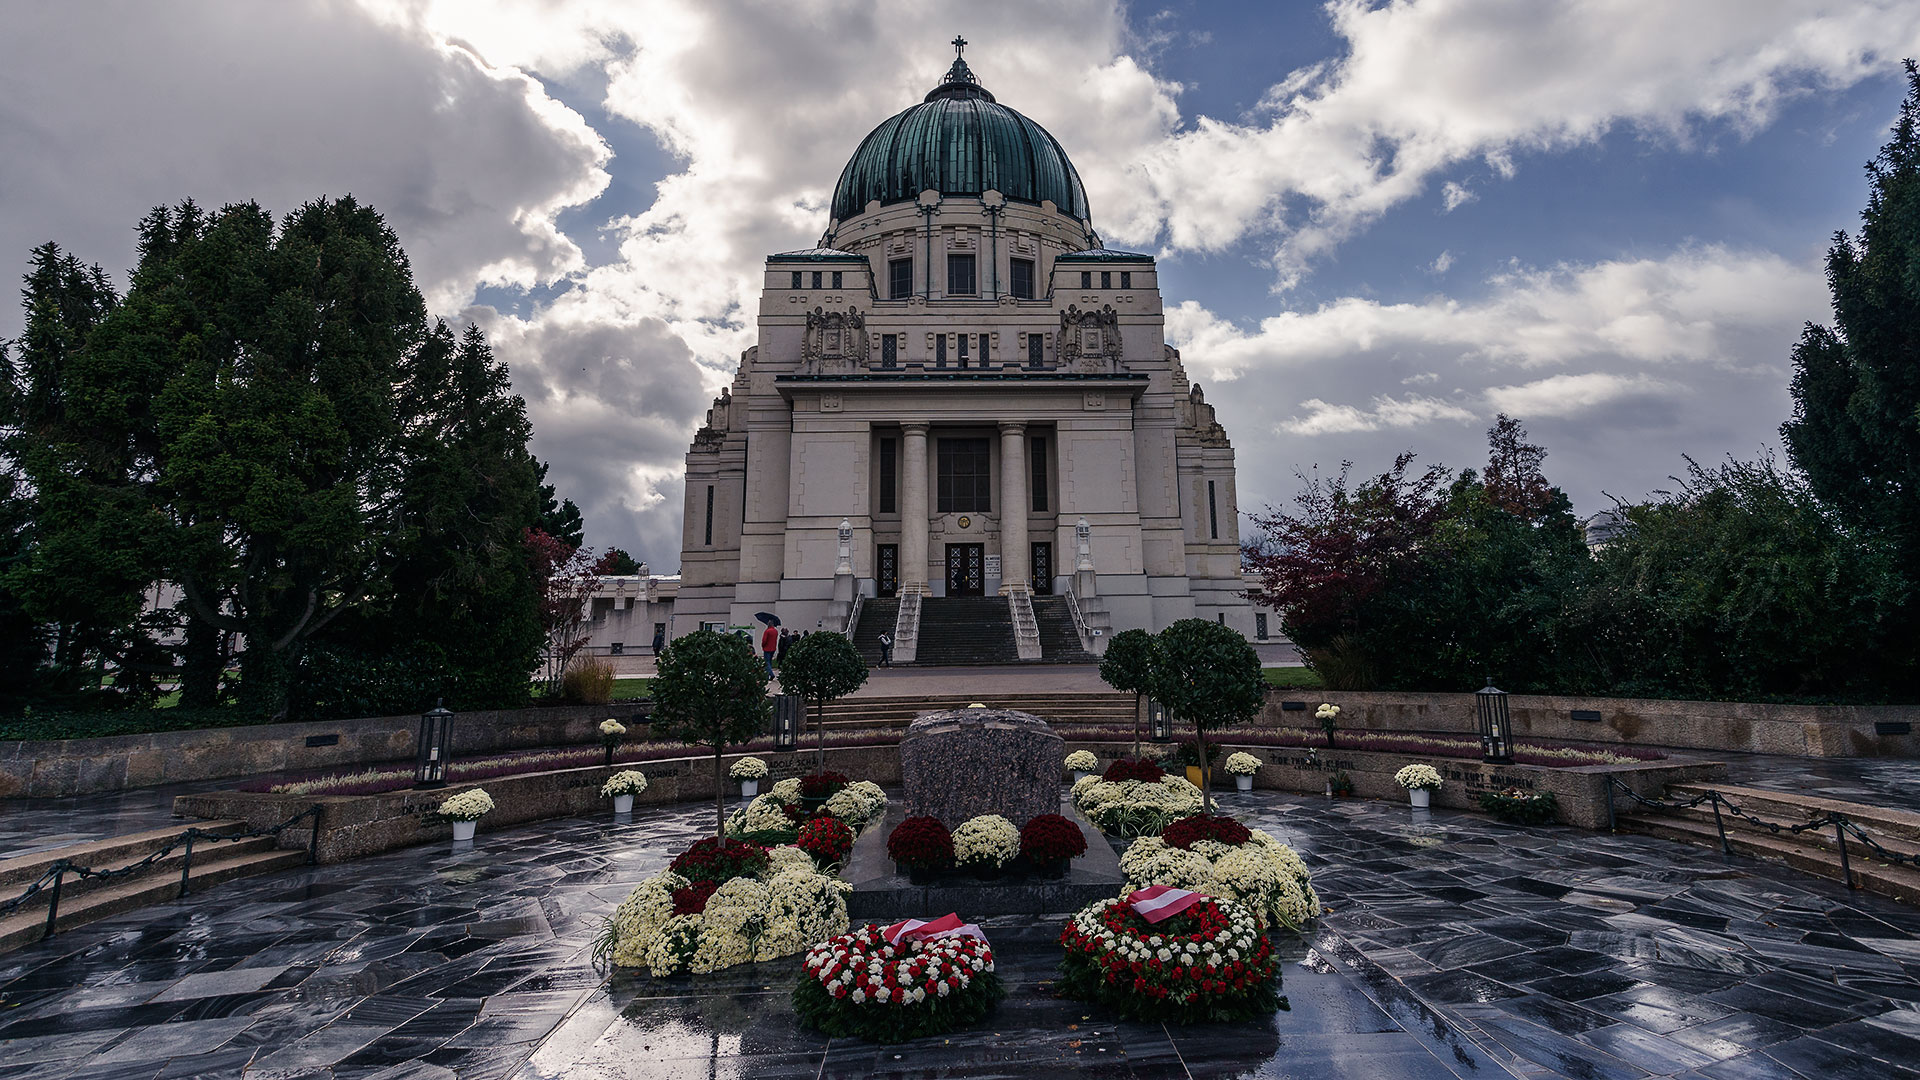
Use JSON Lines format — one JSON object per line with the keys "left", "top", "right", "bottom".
{"left": 4, "top": 1, "right": 1916, "bottom": 568}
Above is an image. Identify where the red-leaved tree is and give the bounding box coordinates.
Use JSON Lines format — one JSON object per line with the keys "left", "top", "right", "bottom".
{"left": 523, "top": 527, "right": 613, "bottom": 694}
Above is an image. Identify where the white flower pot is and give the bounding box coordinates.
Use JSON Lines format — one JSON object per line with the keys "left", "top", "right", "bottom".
{"left": 1072, "top": 770, "right": 1088, "bottom": 783}
{"left": 1410, "top": 788, "right": 1431, "bottom": 809}
{"left": 741, "top": 779, "right": 759, "bottom": 798}
{"left": 451, "top": 820, "right": 477, "bottom": 842}
{"left": 613, "top": 794, "right": 634, "bottom": 814}
{"left": 1235, "top": 775, "right": 1254, "bottom": 792}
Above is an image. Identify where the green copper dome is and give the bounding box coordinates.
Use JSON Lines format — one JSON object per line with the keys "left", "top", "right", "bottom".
{"left": 829, "top": 42, "right": 1090, "bottom": 224}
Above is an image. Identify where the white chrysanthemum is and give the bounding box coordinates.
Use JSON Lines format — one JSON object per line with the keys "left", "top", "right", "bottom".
{"left": 1394, "top": 764, "right": 1443, "bottom": 790}
{"left": 643, "top": 914, "right": 702, "bottom": 976}
{"left": 767, "top": 844, "right": 816, "bottom": 876}
{"left": 770, "top": 777, "right": 803, "bottom": 801}
{"left": 725, "top": 794, "right": 796, "bottom": 837}
{"left": 601, "top": 770, "right": 649, "bottom": 798}
{"left": 729, "top": 756, "right": 769, "bottom": 780}
{"left": 436, "top": 788, "right": 494, "bottom": 821}
{"left": 1223, "top": 752, "right": 1262, "bottom": 776}
{"left": 1065, "top": 750, "right": 1099, "bottom": 771}
{"left": 951, "top": 814, "right": 1021, "bottom": 868}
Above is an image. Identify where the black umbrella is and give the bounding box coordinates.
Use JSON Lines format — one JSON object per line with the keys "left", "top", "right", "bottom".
{"left": 754, "top": 612, "right": 781, "bottom": 627}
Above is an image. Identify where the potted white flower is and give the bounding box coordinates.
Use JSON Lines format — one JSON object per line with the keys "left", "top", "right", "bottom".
{"left": 729, "top": 756, "right": 768, "bottom": 797}
{"left": 1223, "top": 752, "right": 1262, "bottom": 792}
{"left": 601, "top": 770, "right": 649, "bottom": 813}
{"left": 599, "top": 718, "right": 627, "bottom": 767}
{"left": 436, "top": 788, "right": 494, "bottom": 842}
{"left": 1394, "top": 764, "right": 1443, "bottom": 808}
{"left": 1065, "top": 750, "right": 1098, "bottom": 783}
{"left": 951, "top": 814, "right": 1021, "bottom": 881}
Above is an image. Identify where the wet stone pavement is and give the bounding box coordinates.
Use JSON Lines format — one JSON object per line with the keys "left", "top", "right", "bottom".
{"left": 0, "top": 792, "right": 1912, "bottom": 1078}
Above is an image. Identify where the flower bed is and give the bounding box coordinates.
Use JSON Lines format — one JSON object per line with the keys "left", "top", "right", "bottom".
{"left": 1119, "top": 818, "right": 1318, "bottom": 932}
{"left": 1058, "top": 893, "right": 1280, "bottom": 1024}
{"left": 1054, "top": 726, "right": 1664, "bottom": 767}
{"left": 724, "top": 777, "right": 887, "bottom": 847}
{"left": 794, "top": 924, "right": 1004, "bottom": 1042}
{"left": 1071, "top": 773, "right": 1203, "bottom": 837}
{"left": 1480, "top": 787, "right": 1559, "bottom": 825}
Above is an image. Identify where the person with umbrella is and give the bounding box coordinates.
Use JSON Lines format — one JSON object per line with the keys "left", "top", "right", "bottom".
{"left": 756, "top": 612, "right": 781, "bottom": 679}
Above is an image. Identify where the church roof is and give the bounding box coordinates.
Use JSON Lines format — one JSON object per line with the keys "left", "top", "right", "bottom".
{"left": 1054, "top": 248, "right": 1153, "bottom": 262}
{"left": 829, "top": 38, "right": 1090, "bottom": 224}
{"left": 769, "top": 247, "right": 868, "bottom": 262}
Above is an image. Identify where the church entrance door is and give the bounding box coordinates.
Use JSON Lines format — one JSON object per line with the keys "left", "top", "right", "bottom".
{"left": 944, "top": 544, "right": 985, "bottom": 596}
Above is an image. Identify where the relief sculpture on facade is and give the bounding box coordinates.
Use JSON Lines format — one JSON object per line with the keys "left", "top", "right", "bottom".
{"left": 1057, "top": 303, "right": 1124, "bottom": 373}
{"left": 801, "top": 306, "right": 870, "bottom": 374}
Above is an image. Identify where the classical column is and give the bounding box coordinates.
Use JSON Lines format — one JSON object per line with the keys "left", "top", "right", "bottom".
{"left": 901, "top": 423, "right": 930, "bottom": 592}
{"left": 999, "top": 421, "right": 1030, "bottom": 592}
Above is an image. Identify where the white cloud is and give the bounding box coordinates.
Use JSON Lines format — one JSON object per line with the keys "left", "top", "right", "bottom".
{"left": 1485, "top": 372, "right": 1676, "bottom": 418}
{"left": 1441, "top": 182, "right": 1476, "bottom": 212}
{"left": 1281, "top": 394, "right": 1475, "bottom": 435}
{"left": 1428, "top": 250, "right": 1455, "bottom": 274}
{"left": 1131, "top": 0, "right": 1920, "bottom": 286}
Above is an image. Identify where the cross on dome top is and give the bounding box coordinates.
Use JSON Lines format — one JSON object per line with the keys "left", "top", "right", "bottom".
{"left": 935, "top": 33, "right": 982, "bottom": 93}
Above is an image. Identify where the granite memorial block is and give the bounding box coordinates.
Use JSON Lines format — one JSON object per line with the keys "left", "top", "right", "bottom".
{"left": 898, "top": 707, "right": 1062, "bottom": 829}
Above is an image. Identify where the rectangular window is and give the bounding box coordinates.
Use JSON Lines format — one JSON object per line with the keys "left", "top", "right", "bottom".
{"left": 1010, "top": 258, "right": 1035, "bottom": 299}
{"left": 889, "top": 258, "right": 913, "bottom": 299}
{"left": 1027, "top": 334, "right": 1044, "bottom": 368}
{"left": 935, "top": 335, "right": 947, "bottom": 368}
{"left": 811, "top": 271, "right": 823, "bottom": 289}
{"left": 947, "top": 253, "right": 977, "bottom": 295}
{"left": 978, "top": 335, "right": 989, "bottom": 367}
{"left": 1100, "top": 270, "right": 1112, "bottom": 289}
{"left": 610, "top": 642, "right": 624, "bottom": 655}
{"left": 1080, "top": 270, "right": 1092, "bottom": 289}
{"left": 878, "top": 437, "right": 897, "bottom": 514}
{"left": 704, "top": 484, "right": 715, "bottom": 546}
{"left": 1255, "top": 613, "right": 1269, "bottom": 640}
{"left": 936, "top": 437, "right": 991, "bottom": 512}
{"left": 790, "top": 271, "right": 803, "bottom": 289}
{"left": 1207, "top": 479, "right": 1219, "bottom": 540}
{"left": 957, "top": 335, "right": 969, "bottom": 368}
{"left": 1030, "top": 436, "right": 1048, "bottom": 512}
{"left": 1120, "top": 270, "right": 1132, "bottom": 289}
{"left": 880, "top": 334, "right": 897, "bottom": 369}
{"left": 831, "top": 270, "right": 843, "bottom": 289}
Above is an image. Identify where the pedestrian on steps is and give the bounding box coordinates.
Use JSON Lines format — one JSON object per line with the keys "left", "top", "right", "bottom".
{"left": 761, "top": 621, "right": 780, "bottom": 679}
{"left": 878, "top": 631, "right": 893, "bottom": 667}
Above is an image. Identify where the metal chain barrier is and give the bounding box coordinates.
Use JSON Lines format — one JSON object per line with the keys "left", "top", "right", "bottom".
{"left": 0, "top": 803, "right": 324, "bottom": 938}
{"left": 1607, "top": 777, "right": 1919, "bottom": 890}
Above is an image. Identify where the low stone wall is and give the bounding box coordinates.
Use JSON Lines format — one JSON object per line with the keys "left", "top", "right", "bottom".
{"left": 1064, "top": 739, "right": 1725, "bottom": 830}
{"left": 174, "top": 744, "right": 901, "bottom": 864}
{"left": 1257, "top": 691, "right": 1919, "bottom": 758}
{"left": 0, "top": 703, "right": 649, "bottom": 799}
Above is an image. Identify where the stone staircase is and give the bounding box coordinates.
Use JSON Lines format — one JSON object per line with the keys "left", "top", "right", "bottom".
{"left": 0, "top": 821, "right": 311, "bottom": 953}
{"left": 1615, "top": 782, "right": 1920, "bottom": 905}
{"left": 850, "top": 597, "right": 899, "bottom": 665}
{"left": 1032, "top": 596, "right": 1097, "bottom": 663}
{"left": 911, "top": 597, "right": 1022, "bottom": 666}
{"left": 816, "top": 692, "right": 1137, "bottom": 735}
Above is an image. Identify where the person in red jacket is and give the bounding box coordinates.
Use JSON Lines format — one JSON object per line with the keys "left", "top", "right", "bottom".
{"left": 761, "top": 622, "right": 780, "bottom": 679}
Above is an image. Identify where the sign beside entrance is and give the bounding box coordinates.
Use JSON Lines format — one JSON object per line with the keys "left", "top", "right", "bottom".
{"left": 984, "top": 554, "right": 1002, "bottom": 579}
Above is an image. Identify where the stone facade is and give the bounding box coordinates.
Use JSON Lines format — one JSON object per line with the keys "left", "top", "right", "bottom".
{"left": 670, "top": 48, "right": 1251, "bottom": 645}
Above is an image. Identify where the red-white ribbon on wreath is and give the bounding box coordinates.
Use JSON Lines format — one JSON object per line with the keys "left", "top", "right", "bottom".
{"left": 882, "top": 912, "right": 988, "bottom": 946}
{"left": 1125, "top": 885, "right": 1208, "bottom": 923}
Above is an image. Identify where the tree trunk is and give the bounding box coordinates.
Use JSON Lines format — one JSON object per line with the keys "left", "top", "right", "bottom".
{"left": 1195, "top": 725, "right": 1213, "bottom": 815}
{"left": 178, "top": 618, "right": 223, "bottom": 708}
{"left": 814, "top": 698, "right": 826, "bottom": 770}
{"left": 1132, "top": 692, "right": 1142, "bottom": 759}
{"left": 713, "top": 745, "right": 727, "bottom": 838}
{"left": 238, "top": 633, "right": 297, "bottom": 721}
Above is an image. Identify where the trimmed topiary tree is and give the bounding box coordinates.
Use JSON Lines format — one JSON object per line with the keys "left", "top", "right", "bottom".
{"left": 649, "top": 629, "right": 771, "bottom": 836}
{"left": 1099, "top": 628, "right": 1159, "bottom": 758}
{"left": 1152, "top": 619, "right": 1265, "bottom": 814}
{"left": 777, "top": 631, "right": 869, "bottom": 769}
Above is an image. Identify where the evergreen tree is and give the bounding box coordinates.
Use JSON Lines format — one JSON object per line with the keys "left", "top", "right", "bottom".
{"left": 534, "top": 458, "right": 585, "bottom": 548}
{"left": 1784, "top": 61, "right": 1920, "bottom": 564}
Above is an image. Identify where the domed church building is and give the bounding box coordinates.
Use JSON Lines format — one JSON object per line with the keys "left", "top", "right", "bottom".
{"left": 672, "top": 40, "right": 1250, "bottom": 663}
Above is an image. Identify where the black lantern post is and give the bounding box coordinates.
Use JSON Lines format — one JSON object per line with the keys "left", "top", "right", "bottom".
{"left": 773, "top": 693, "right": 801, "bottom": 752}
{"left": 415, "top": 699, "right": 454, "bottom": 788}
{"left": 1148, "top": 699, "right": 1173, "bottom": 743}
{"left": 1476, "top": 679, "right": 1513, "bottom": 764}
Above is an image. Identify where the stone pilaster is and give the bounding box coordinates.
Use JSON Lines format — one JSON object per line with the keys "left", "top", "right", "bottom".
{"left": 998, "top": 421, "right": 1029, "bottom": 593}
{"left": 901, "top": 422, "right": 930, "bottom": 592}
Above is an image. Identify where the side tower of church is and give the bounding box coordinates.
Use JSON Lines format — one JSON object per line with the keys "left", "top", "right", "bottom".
{"left": 673, "top": 41, "right": 1249, "bottom": 657}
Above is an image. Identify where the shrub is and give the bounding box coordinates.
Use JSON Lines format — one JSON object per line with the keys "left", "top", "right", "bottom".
{"left": 1160, "top": 813, "right": 1252, "bottom": 850}
{"left": 1102, "top": 758, "right": 1165, "bottom": 783}
{"left": 562, "top": 656, "right": 616, "bottom": 704}
{"left": 1020, "top": 814, "right": 1087, "bottom": 863}
{"left": 886, "top": 816, "right": 955, "bottom": 870}
{"left": 1479, "top": 787, "right": 1558, "bottom": 825}
{"left": 669, "top": 837, "right": 770, "bottom": 884}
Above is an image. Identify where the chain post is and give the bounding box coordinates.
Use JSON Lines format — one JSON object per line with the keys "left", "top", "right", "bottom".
{"left": 1604, "top": 777, "right": 1616, "bottom": 831}
{"left": 1711, "top": 795, "right": 1729, "bottom": 856}
{"left": 307, "top": 804, "right": 323, "bottom": 865}
{"left": 178, "top": 832, "right": 195, "bottom": 898}
{"left": 1833, "top": 814, "right": 1855, "bottom": 890}
{"left": 43, "top": 868, "right": 63, "bottom": 939}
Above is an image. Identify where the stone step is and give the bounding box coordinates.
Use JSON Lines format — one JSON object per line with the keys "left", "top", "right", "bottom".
{"left": 0, "top": 846, "right": 310, "bottom": 955}
{"left": 1615, "top": 815, "right": 1920, "bottom": 907}
{"left": 1666, "top": 783, "right": 1920, "bottom": 843}
{"left": 0, "top": 820, "right": 249, "bottom": 888}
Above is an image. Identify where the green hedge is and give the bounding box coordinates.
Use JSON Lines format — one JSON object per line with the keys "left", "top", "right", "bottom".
{"left": 0, "top": 706, "right": 275, "bottom": 743}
